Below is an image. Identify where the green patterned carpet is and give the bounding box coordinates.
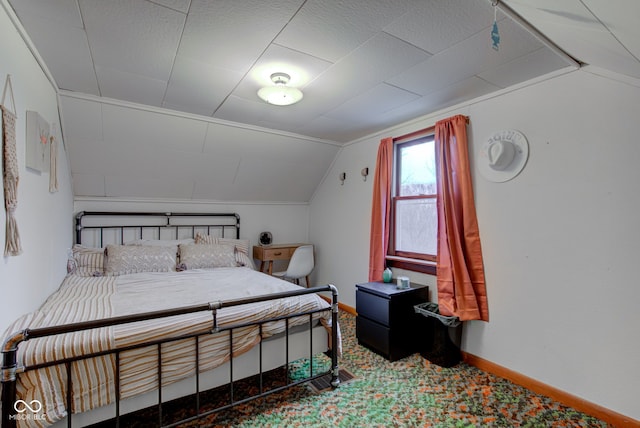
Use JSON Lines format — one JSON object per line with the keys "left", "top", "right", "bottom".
{"left": 176, "top": 311, "right": 610, "bottom": 427}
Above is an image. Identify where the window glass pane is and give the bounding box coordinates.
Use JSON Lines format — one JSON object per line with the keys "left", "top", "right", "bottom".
{"left": 395, "top": 198, "right": 437, "bottom": 255}
{"left": 399, "top": 140, "right": 436, "bottom": 196}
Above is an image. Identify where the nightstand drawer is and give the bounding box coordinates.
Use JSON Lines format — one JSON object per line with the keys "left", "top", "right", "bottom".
{"left": 356, "top": 289, "right": 390, "bottom": 325}
{"left": 356, "top": 316, "right": 390, "bottom": 356}
{"left": 258, "top": 247, "right": 295, "bottom": 261}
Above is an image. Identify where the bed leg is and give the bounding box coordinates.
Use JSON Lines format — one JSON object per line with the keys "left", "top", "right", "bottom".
{"left": 329, "top": 284, "right": 340, "bottom": 388}
{"left": 2, "top": 331, "right": 27, "bottom": 428}
{"left": 2, "top": 348, "right": 18, "bottom": 428}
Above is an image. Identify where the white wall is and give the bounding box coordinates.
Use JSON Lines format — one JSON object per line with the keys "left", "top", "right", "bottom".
{"left": 0, "top": 2, "right": 73, "bottom": 336}
{"left": 309, "top": 69, "right": 640, "bottom": 420}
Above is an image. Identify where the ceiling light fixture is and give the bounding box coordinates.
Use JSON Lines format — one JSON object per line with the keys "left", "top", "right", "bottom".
{"left": 257, "top": 72, "right": 303, "bottom": 106}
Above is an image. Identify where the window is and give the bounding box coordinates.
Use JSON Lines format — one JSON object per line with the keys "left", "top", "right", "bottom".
{"left": 387, "top": 134, "right": 437, "bottom": 274}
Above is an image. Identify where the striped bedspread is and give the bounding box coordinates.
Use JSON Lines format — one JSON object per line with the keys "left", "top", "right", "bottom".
{"left": 3, "top": 268, "right": 334, "bottom": 427}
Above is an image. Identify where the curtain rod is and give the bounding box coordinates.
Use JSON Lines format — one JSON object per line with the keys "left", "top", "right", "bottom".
{"left": 393, "top": 126, "right": 435, "bottom": 143}
{"left": 393, "top": 115, "right": 470, "bottom": 142}
{"left": 491, "top": 0, "right": 581, "bottom": 69}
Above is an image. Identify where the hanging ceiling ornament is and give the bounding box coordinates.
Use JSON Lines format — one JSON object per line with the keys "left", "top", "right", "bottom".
{"left": 491, "top": 1, "right": 501, "bottom": 51}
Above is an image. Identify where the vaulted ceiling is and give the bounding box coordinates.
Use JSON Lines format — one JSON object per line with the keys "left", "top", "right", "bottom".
{"left": 6, "top": 0, "right": 640, "bottom": 202}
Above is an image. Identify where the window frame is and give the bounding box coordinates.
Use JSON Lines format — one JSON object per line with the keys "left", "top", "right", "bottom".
{"left": 386, "top": 128, "right": 437, "bottom": 275}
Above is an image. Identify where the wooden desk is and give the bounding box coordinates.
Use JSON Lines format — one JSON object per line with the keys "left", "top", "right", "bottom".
{"left": 253, "top": 243, "right": 306, "bottom": 275}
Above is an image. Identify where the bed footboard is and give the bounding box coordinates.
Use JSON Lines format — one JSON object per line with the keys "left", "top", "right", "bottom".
{"left": 1, "top": 285, "right": 340, "bottom": 427}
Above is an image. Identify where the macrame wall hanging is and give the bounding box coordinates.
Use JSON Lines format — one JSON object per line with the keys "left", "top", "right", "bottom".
{"left": 2, "top": 74, "right": 23, "bottom": 256}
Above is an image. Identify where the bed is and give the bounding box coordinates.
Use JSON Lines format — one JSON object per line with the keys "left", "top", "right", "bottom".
{"left": 1, "top": 212, "right": 340, "bottom": 427}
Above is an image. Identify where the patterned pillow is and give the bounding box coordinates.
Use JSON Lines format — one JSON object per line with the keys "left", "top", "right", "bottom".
{"left": 194, "top": 232, "right": 216, "bottom": 245}
{"left": 105, "top": 245, "right": 177, "bottom": 276}
{"left": 218, "top": 237, "right": 250, "bottom": 256}
{"left": 71, "top": 245, "right": 106, "bottom": 277}
{"left": 124, "top": 238, "right": 194, "bottom": 247}
{"left": 236, "top": 251, "right": 256, "bottom": 269}
{"left": 178, "top": 244, "right": 237, "bottom": 270}
{"left": 195, "top": 234, "right": 252, "bottom": 267}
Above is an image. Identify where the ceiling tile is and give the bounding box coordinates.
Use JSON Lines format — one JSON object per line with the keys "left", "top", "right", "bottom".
{"left": 59, "top": 96, "right": 103, "bottom": 144}
{"left": 164, "top": 55, "right": 244, "bottom": 116}
{"left": 190, "top": 153, "right": 242, "bottom": 200}
{"left": 420, "top": 76, "right": 501, "bottom": 112}
{"left": 388, "top": 17, "right": 542, "bottom": 96}
{"left": 148, "top": 0, "right": 191, "bottom": 13}
{"left": 293, "top": 115, "right": 365, "bottom": 143}
{"left": 561, "top": 37, "right": 640, "bottom": 79}
{"left": 192, "top": 179, "right": 236, "bottom": 201}
{"left": 105, "top": 174, "right": 194, "bottom": 199}
{"left": 14, "top": 13, "right": 99, "bottom": 94}
{"left": 303, "top": 32, "right": 430, "bottom": 112}
{"left": 201, "top": 121, "right": 339, "bottom": 201}
{"left": 203, "top": 121, "right": 338, "bottom": 159}
{"left": 95, "top": 65, "right": 167, "bottom": 106}
{"left": 178, "top": 0, "right": 304, "bottom": 72}
{"left": 80, "top": 0, "right": 185, "bottom": 80}
{"left": 9, "top": 0, "right": 83, "bottom": 27}
{"left": 275, "top": 0, "right": 413, "bottom": 62}
{"left": 232, "top": 156, "right": 322, "bottom": 202}
{"left": 384, "top": 0, "right": 494, "bottom": 54}
{"left": 325, "top": 83, "right": 420, "bottom": 123}
{"left": 478, "top": 47, "right": 571, "bottom": 88}
{"left": 90, "top": 145, "right": 205, "bottom": 182}
{"left": 66, "top": 145, "right": 104, "bottom": 175}
{"left": 504, "top": 0, "right": 640, "bottom": 78}
{"left": 72, "top": 173, "right": 105, "bottom": 197}
{"left": 101, "top": 104, "right": 208, "bottom": 153}
{"left": 582, "top": 0, "right": 640, "bottom": 61}
{"left": 504, "top": 0, "right": 600, "bottom": 27}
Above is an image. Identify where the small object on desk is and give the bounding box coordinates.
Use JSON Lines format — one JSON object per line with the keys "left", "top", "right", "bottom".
{"left": 382, "top": 267, "right": 392, "bottom": 283}
{"left": 259, "top": 231, "right": 272, "bottom": 246}
{"left": 397, "top": 276, "right": 410, "bottom": 289}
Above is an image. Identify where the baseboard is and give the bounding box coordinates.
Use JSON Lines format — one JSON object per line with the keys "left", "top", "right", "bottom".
{"left": 318, "top": 295, "right": 357, "bottom": 316}
{"left": 462, "top": 352, "right": 639, "bottom": 428}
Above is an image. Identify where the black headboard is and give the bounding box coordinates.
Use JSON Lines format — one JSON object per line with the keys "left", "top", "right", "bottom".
{"left": 75, "top": 211, "right": 240, "bottom": 247}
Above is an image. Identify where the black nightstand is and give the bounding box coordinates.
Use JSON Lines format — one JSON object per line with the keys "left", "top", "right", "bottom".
{"left": 356, "top": 281, "right": 429, "bottom": 361}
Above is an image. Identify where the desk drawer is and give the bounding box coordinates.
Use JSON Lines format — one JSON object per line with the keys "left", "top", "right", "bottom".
{"left": 260, "top": 247, "right": 295, "bottom": 260}
{"left": 356, "top": 290, "right": 390, "bottom": 326}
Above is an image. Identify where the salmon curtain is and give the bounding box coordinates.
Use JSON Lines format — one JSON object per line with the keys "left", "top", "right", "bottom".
{"left": 368, "top": 137, "right": 394, "bottom": 281}
{"left": 435, "top": 115, "right": 488, "bottom": 321}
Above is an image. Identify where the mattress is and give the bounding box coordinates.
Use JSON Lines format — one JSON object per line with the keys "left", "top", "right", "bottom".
{"left": 3, "top": 267, "right": 334, "bottom": 427}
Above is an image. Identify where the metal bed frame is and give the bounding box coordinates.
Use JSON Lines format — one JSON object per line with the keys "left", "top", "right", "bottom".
{"left": 2, "top": 212, "right": 340, "bottom": 427}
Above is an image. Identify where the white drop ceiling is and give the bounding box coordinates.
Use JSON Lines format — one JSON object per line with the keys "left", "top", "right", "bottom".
{"left": 6, "top": 0, "right": 640, "bottom": 202}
